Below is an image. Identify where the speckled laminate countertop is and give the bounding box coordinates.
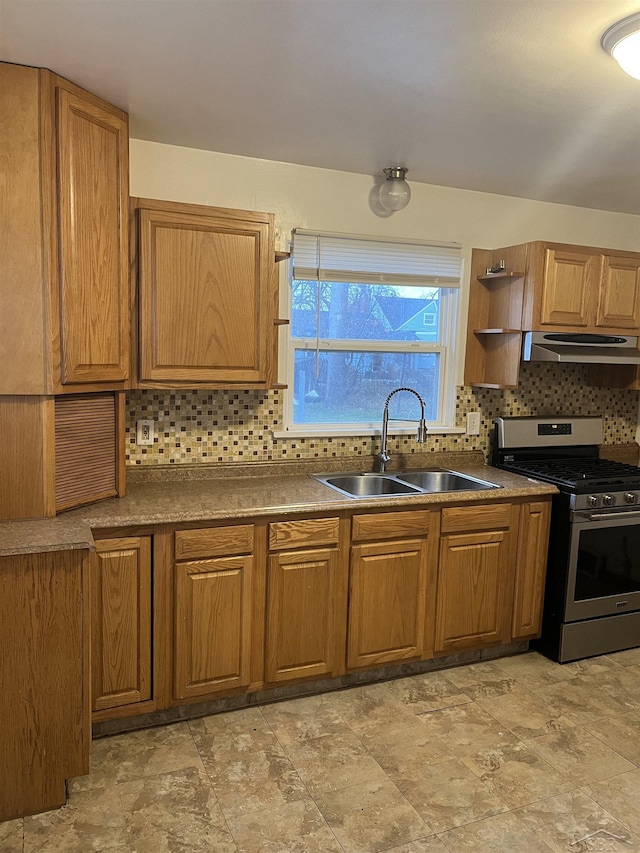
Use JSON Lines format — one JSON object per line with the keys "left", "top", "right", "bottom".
{"left": 0, "top": 452, "right": 559, "bottom": 558}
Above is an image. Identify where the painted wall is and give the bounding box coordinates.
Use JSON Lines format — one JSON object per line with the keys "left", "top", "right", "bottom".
{"left": 127, "top": 139, "right": 640, "bottom": 466}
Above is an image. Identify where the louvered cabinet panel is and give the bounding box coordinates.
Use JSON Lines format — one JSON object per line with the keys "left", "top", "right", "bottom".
{"left": 55, "top": 393, "right": 119, "bottom": 511}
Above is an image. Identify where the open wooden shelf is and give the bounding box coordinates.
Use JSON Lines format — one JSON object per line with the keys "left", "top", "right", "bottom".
{"left": 477, "top": 271, "right": 525, "bottom": 284}
{"left": 275, "top": 250, "right": 290, "bottom": 263}
{"left": 474, "top": 328, "right": 521, "bottom": 335}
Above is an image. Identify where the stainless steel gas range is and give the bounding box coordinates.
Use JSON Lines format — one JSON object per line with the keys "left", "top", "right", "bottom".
{"left": 493, "top": 416, "right": 640, "bottom": 663}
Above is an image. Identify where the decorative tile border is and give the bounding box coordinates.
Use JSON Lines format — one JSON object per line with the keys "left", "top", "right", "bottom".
{"left": 125, "top": 363, "right": 639, "bottom": 466}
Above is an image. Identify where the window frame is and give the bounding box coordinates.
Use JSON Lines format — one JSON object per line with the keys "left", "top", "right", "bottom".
{"left": 275, "top": 235, "right": 465, "bottom": 439}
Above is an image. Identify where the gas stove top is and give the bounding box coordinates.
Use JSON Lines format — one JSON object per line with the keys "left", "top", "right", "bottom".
{"left": 493, "top": 415, "right": 640, "bottom": 507}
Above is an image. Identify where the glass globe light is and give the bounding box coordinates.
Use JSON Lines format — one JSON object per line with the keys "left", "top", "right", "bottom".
{"left": 379, "top": 167, "right": 411, "bottom": 211}
{"left": 602, "top": 13, "right": 640, "bottom": 80}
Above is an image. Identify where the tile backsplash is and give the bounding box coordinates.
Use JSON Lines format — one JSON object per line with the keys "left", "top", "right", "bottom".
{"left": 125, "top": 362, "right": 639, "bottom": 466}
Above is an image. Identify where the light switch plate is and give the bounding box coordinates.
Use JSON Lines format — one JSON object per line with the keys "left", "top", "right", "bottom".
{"left": 466, "top": 412, "right": 481, "bottom": 435}
{"left": 136, "top": 419, "right": 155, "bottom": 446}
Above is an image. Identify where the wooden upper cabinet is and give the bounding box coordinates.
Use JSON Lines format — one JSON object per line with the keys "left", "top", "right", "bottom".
{"left": 133, "top": 198, "right": 278, "bottom": 388}
{"left": 529, "top": 242, "right": 640, "bottom": 333}
{"left": 0, "top": 62, "right": 130, "bottom": 395}
{"left": 539, "top": 248, "right": 600, "bottom": 328}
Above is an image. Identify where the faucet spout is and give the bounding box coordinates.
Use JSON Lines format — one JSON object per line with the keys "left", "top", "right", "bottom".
{"left": 376, "top": 387, "right": 427, "bottom": 473}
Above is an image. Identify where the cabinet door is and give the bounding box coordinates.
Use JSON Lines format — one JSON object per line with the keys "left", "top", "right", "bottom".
{"left": 596, "top": 255, "right": 640, "bottom": 331}
{"left": 56, "top": 85, "right": 129, "bottom": 385}
{"left": 265, "top": 547, "right": 341, "bottom": 683}
{"left": 138, "top": 203, "right": 273, "bottom": 384}
{"left": 91, "top": 537, "right": 152, "bottom": 712}
{"left": 348, "top": 538, "right": 429, "bottom": 669}
{"left": 436, "top": 529, "right": 511, "bottom": 653}
{"left": 540, "top": 248, "right": 600, "bottom": 328}
{"left": 512, "top": 501, "right": 551, "bottom": 640}
{"left": 174, "top": 555, "right": 253, "bottom": 699}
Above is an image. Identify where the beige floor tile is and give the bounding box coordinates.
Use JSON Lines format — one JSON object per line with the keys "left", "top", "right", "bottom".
{"left": 443, "top": 661, "right": 524, "bottom": 700}
{"left": 532, "top": 677, "right": 636, "bottom": 725}
{"left": 384, "top": 671, "right": 472, "bottom": 713}
{"left": 261, "top": 693, "right": 352, "bottom": 745}
{"left": 228, "top": 798, "right": 342, "bottom": 853}
{"left": 316, "top": 777, "right": 431, "bottom": 853}
{"left": 0, "top": 820, "right": 23, "bottom": 853}
{"left": 394, "top": 756, "right": 507, "bottom": 834}
{"left": 438, "top": 810, "right": 555, "bottom": 853}
{"left": 24, "top": 784, "right": 128, "bottom": 852}
{"left": 460, "top": 740, "right": 574, "bottom": 809}
{"left": 607, "top": 648, "right": 640, "bottom": 667}
{"left": 492, "top": 652, "right": 574, "bottom": 690}
{"left": 573, "top": 665, "right": 640, "bottom": 710}
{"left": 383, "top": 839, "right": 448, "bottom": 853}
{"left": 475, "top": 687, "right": 575, "bottom": 739}
{"left": 322, "top": 681, "right": 416, "bottom": 734}
{"left": 583, "top": 768, "right": 640, "bottom": 837}
{"left": 283, "top": 729, "right": 387, "bottom": 795}
{"left": 359, "top": 715, "right": 453, "bottom": 776}
{"left": 69, "top": 722, "right": 206, "bottom": 792}
{"left": 560, "top": 655, "right": 623, "bottom": 678}
{"left": 417, "top": 701, "right": 518, "bottom": 757}
{"left": 516, "top": 789, "right": 640, "bottom": 852}
{"left": 585, "top": 710, "right": 640, "bottom": 765}
{"left": 116, "top": 766, "right": 236, "bottom": 853}
{"left": 523, "top": 726, "right": 635, "bottom": 785}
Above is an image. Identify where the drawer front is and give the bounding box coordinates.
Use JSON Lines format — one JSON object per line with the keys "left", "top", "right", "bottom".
{"left": 269, "top": 517, "right": 340, "bottom": 550}
{"left": 441, "top": 503, "right": 512, "bottom": 534}
{"left": 175, "top": 524, "right": 254, "bottom": 560}
{"left": 352, "top": 510, "right": 431, "bottom": 542}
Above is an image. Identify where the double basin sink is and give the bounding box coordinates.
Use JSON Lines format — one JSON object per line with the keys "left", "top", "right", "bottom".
{"left": 313, "top": 468, "right": 501, "bottom": 499}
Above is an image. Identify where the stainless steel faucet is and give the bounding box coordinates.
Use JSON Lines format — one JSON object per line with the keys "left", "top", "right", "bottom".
{"left": 377, "top": 387, "right": 428, "bottom": 473}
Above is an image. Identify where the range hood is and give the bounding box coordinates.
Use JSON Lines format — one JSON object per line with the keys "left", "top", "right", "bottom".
{"left": 523, "top": 332, "right": 640, "bottom": 365}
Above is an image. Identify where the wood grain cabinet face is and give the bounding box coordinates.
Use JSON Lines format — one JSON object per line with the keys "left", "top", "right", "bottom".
{"left": 435, "top": 504, "right": 515, "bottom": 653}
{"left": 511, "top": 500, "right": 551, "bottom": 640}
{"left": 173, "top": 527, "right": 254, "bottom": 700}
{"left": 135, "top": 200, "right": 276, "bottom": 387}
{"left": 539, "top": 248, "right": 600, "bottom": 328}
{"left": 265, "top": 517, "right": 346, "bottom": 685}
{"left": 347, "top": 510, "right": 437, "bottom": 670}
{"left": 91, "top": 537, "right": 152, "bottom": 713}
{"left": 597, "top": 255, "right": 640, "bottom": 331}
{"left": 0, "top": 62, "right": 130, "bottom": 395}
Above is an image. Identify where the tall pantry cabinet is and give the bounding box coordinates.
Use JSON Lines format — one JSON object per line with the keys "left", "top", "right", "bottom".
{"left": 0, "top": 62, "right": 130, "bottom": 518}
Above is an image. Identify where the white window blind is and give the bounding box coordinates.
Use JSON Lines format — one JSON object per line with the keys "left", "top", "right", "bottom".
{"left": 291, "top": 229, "right": 462, "bottom": 287}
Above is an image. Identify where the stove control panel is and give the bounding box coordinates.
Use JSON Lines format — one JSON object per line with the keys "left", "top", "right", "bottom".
{"left": 574, "top": 490, "right": 640, "bottom": 511}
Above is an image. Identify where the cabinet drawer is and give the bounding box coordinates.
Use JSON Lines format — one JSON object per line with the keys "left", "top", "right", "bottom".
{"left": 441, "top": 503, "right": 512, "bottom": 534}
{"left": 269, "top": 517, "right": 340, "bottom": 550}
{"left": 175, "top": 525, "right": 254, "bottom": 560}
{"left": 352, "top": 510, "right": 431, "bottom": 542}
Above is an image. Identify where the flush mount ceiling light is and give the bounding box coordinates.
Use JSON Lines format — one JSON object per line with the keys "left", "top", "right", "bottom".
{"left": 379, "top": 167, "right": 411, "bottom": 211}
{"left": 602, "top": 12, "right": 640, "bottom": 80}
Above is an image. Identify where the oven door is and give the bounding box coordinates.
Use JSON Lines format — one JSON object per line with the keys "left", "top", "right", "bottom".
{"left": 566, "top": 510, "right": 640, "bottom": 622}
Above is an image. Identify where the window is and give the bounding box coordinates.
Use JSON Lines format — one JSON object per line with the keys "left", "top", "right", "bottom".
{"left": 282, "top": 230, "right": 462, "bottom": 435}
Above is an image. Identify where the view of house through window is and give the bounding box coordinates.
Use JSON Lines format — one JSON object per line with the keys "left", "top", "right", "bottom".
{"left": 284, "top": 232, "right": 462, "bottom": 433}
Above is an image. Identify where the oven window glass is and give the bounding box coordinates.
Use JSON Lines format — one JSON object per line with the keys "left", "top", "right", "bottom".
{"left": 576, "top": 526, "right": 640, "bottom": 600}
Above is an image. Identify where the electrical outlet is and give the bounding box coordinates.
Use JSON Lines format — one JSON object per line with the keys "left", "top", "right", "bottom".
{"left": 466, "top": 412, "right": 481, "bottom": 435}
{"left": 136, "top": 419, "right": 155, "bottom": 446}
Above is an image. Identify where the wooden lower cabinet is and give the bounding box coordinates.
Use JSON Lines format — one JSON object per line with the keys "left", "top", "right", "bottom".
{"left": 435, "top": 503, "right": 515, "bottom": 653}
{"left": 511, "top": 500, "right": 552, "bottom": 639}
{"left": 173, "top": 524, "right": 255, "bottom": 700}
{"left": 91, "top": 536, "right": 152, "bottom": 714}
{"left": 265, "top": 517, "right": 346, "bottom": 684}
{"left": 347, "top": 510, "right": 438, "bottom": 669}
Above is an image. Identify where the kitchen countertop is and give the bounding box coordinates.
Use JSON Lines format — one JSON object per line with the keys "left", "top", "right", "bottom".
{"left": 0, "top": 452, "right": 557, "bottom": 557}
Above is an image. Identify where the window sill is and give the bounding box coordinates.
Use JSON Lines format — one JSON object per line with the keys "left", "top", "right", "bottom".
{"left": 272, "top": 425, "right": 466, "bottom": 440}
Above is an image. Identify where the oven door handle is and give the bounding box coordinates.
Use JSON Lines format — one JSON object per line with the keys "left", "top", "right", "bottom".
{"left": 588, "top": 510, "right": 640, "bottom": 521}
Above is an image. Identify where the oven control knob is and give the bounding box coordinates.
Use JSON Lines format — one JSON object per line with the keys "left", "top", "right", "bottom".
{"left": 625, "top": 493, "right": 637, "bottom": 504}
{"left": 603, "top": 494, "right": 614, "bottom": 506}
{"left": 588, "top": 495, "right": 598, "bottom": 507}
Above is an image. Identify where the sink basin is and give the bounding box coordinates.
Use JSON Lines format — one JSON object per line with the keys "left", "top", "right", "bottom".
{"left": 312, "top": 468, "right": 502, "bottom": 498}
{"left": 319, "top": 474, "right": 422, "bottom": 498}
{"left": 395, "top": 470, "right": 499, "bottom": 492}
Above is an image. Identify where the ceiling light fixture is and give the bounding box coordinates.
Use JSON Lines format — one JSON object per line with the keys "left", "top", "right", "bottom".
{"left": 601, "top": 12, "right": 640, "bottom": 80}
{"left": 379, "top": 167, "right": 411, "bottom": 212}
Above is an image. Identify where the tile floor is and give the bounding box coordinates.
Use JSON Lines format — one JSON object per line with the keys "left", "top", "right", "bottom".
{"left": 4, "top": 649, "right": 640, "bottom": 853}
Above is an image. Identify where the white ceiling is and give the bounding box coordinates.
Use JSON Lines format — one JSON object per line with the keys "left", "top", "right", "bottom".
{"left": 1, "top": 0, "right": 639, "bottom": 215}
